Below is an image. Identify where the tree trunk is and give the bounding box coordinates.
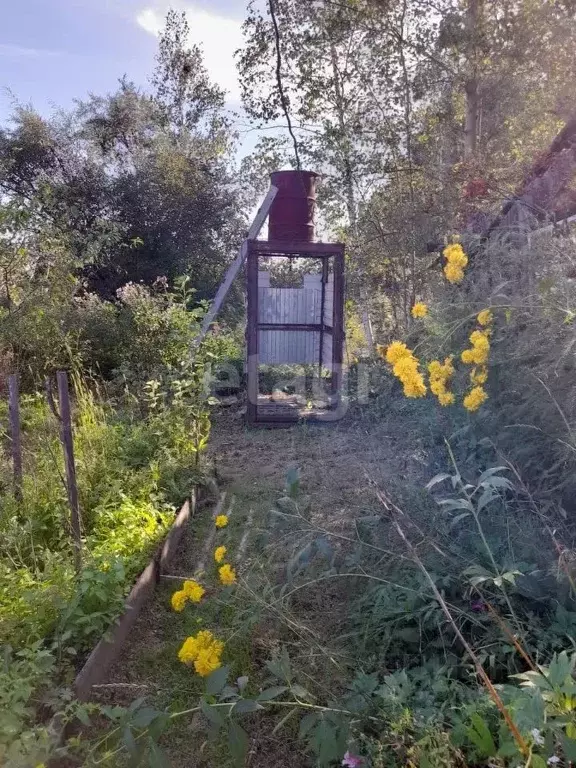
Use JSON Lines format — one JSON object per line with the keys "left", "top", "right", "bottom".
{"left": 329, "top": 42, "right": 375, "bottom": 351}
{"left": 464, "top": 0, "right": 482, "bottom": 158}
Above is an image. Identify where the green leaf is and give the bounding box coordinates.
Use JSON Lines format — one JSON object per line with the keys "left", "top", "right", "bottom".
{"left": 425, "top": 473, "right": 451, "bottom": 490}
{"left": 131, "top": 707, "right": 161, "bottom": 729}
{"left": 233, "top": 698, "right": 263, "bottom": 714}
{"left": 438, "top": 499, "right": 473, "bottom": 512}
{"left": 123, "top": 726, "right": 138, "bottom": 757}
{"left": 299, "top": 712, "right": 318, "bottom": 739}
{"left": 206, "top": 665, "right": 230, "bottom": 695}
{"left": 148, "top": 742, "right": 171, "bottom": 768}
{"left": 200, "top": 698, "right": 225, "bottom": 727}
{"left": 256, "top": 686, "right": 288, "bottom": 702}
{"left": 529, "top": 756, "right": 547, "bottom": 768}
{"left": 467, "top": 712, "right": 496, "bottom": 757}
{"left": 450, "top": 512, "right": 471, "bottom": 528}
{"left": 227, "top": 720, "right": 249, "bottom": 767}
{"left": 291, "top": 683, "right": 313, "bottom": 701}
{"left": 477, "top": 466, "right": 509, "bottom": 483}
{"left": 237, "top": 676, "right": 249, "bottom": 692}
{"left": 547, "top": 651, "right": 573, "bottom": 687}
{"left": 562, "top": 734, "right": 576, "bottom": 761}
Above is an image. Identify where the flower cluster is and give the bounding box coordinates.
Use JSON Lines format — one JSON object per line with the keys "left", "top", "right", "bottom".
{"left": 380, "top": 341, "right": 426, "bottom": 398}
{"left": 214, "top": 545, "right": 227, "bottom": 563}
{"left": 463, "top": 386, "right": 488, "bottom": 412}
{"left": 461, "top": 329, "right": 490, "bottom": 365}
{"left": 215, "top": 514, "right": 229, "bottom": 528}
{"left": 428, "top": 357, "right": 455, "bottom": 406}
{"left": 178, "top": 630, "right": 224, "bottom": 677}
{"left": 219, "top": 563, "right": 237, "bottom": 585}
{"left": 411, "top": 302, "right": 428, "bottom": 319}
{"left": 171, "top": 579, "right": 205, "bottom": 612}
{"left": 460, "top": 309, "right": 494, "bottom": 411}
{"left": 443, "top": 243, "right": 468, "bottom": 284}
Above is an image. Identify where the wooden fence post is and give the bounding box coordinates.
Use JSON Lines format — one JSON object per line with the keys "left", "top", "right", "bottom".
{"left": 8, "top": 374, "right": 23, "bottom": 502}
{"left": 56, "top": 371, "right": 82, "bottom": 573}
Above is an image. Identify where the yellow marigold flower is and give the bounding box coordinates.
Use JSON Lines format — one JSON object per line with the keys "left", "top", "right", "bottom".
{"left": 403, "top": 377, "right": 427, "bottom": 398}
{"left": 444, "top": 263, "right": 464, "bottom": 284}
{"left": 477, "top": 309, "right": 493, "bottom": 327}
{"left": 178, "top": 635, "right": 199, "bottom": 664}
{"left": 171, "top": 590, "right": 187, "bottom": 612}
{"left": 470, "top": 329, "right": 490, "bottom": 349}
{"left": 438, "top": 391, "right": 455, "bottom": 406}
{"left": 183, "top": 580, "right": 205, "bottom": 604}
{"left": 470, "top": 367, "right": 488, "bottom": 385}
{"left": 443, "top": 243, "right": 468, "bottom": 268}
{"left": 463, "top": 386, "right": 488, "bottom": 412}
{"left": 215, "top": 514, "right": 229, "bottom": 528}
{"left": 178, "top": 630, "right": 224, "bottom": 672}
{"left": 411, "top": 302, "right": 428, "bottom": 319}
{"left": 214, "top": 546, "right": 227, "bottom": 564}
{"left": 194, "top": 647, "right": 222, "bottom": 677}
{"left": 219, "top": 563, "right": 237, "bottom": 585}
{"left": 393, "top": 355, "right": 418, "bottom": 379}
{"left": 385, "top": 340, "right": 411, "bottom": 365}
{"left": 461, "top": 349, "right": 474, "bottom": 364}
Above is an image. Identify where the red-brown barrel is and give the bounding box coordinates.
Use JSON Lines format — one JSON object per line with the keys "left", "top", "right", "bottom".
{"left": 268, "top": 170, "right": 319, "bottom": 242}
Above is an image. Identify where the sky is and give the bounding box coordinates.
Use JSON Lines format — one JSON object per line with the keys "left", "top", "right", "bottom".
{"left": 0, "top": 0, "right": 258, "bottom": 152}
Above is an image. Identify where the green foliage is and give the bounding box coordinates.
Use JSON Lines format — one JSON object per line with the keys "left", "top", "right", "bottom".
{"left": 0, "top": 643, "right": 58, "bottom": 768}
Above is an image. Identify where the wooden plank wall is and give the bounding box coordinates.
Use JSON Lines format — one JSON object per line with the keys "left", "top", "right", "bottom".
{"left": 258, "top": 270, "right": 333, "bottom": 365}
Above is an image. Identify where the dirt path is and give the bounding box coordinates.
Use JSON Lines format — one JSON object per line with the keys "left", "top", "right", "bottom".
{"left": 91, "top": 402, "right": 440, "bottom": 767}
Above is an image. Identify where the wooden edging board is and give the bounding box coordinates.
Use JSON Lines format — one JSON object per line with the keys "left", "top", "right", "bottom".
{"left": 73, "top": 488, "right": 198, "bottom": 702}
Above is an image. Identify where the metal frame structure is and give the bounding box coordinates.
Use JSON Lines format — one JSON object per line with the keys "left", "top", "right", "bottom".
{"left": 246, "top": 238, "right": 345, "bottom": 426}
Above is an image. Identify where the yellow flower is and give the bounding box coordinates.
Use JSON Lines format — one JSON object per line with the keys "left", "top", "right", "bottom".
{"left": 194, "top": 647, "right": 222, "bottom": 677}
{"left": 463, "top": 386, "right": 488, "bottom": 412}
{"left": 218, "top": 563, "right": 237, "bottom": 585}
{"left": 461, "top": 349, "right": 474, "bottom": 364}
{"left": 477, "top": 309, "right": 493, "bottom": 327}
{"left": 178, "top": 635, "right": 199, "bottom": 664}
{"left": 403, "top": 378, "right": 427, "bottom": 398}
{"left": 183, "top": 580, "right": 205, "bottom": 604}
{"left": 214, "top": 546, "right": 227, "bottom": 564}
{"left": 443, "top": 243, "right": 468, "bottom": 268}
{"left": 215, "top": 514, "right": 229, "bottom": 528}
{"left": 470, "top": 366, "right": 488, "bottom": 385}
{"left": 411, "top": 302, "right": 428, "bottom": 319}
{"left": 171, "top": 590, "right": 187, "bottom": 612}
{"left": 444, "top": 263, "right": 464, "bottom": 284}
{"left": 178, "top": 630, "right": 224, "bottom": 674}
{"left": 469, "top": 329, "right": 490, "bottom": 348}
{"left": 438, "top": 391, "right": 455, "bottom": 406}
{"left": 385, "top": 340, "right": 411, "bottom": 365}
{"left": 427, "top": 356, "right": 454, "bottom": 406}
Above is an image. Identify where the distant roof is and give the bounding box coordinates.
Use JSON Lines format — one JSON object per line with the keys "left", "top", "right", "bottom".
{"left": 485, "top": 115, "right": 576, "bottom": 238}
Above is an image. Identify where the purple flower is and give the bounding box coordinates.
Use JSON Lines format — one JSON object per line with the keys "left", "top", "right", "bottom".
{"left": 342, "top": 752, "right": 363, "bottom": 767}
{"left": 471, "top": 599, "right": 486, "bottom": 613}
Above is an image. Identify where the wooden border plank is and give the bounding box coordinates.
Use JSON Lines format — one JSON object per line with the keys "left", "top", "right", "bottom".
{"left": 74, "top": 492, "right": 196, "bottom": 702}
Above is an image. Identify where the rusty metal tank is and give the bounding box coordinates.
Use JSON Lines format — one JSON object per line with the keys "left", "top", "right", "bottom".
{"left": 268, "top": 170, "right": 319, "bottom": 242}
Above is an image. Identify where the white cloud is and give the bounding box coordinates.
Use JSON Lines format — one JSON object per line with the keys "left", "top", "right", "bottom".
{"left": 136, "top": 4, "right": 243, "bottom": 101}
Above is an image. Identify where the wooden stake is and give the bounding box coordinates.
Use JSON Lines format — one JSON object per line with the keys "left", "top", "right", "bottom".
{"left": 56, "top": 371, "right": 82, "bottom": 573}
{"left": 8, "top": 374, "right": 22, "bottom": 502}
